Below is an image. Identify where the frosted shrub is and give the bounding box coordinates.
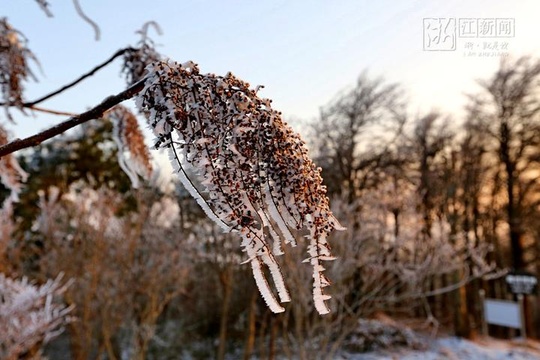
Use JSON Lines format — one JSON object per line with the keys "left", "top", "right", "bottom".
{"left": 0, "top": 274, "right": 72, "bottom": 360}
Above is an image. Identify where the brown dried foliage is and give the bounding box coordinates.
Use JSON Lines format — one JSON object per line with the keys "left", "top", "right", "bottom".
{"left": 0, "top": 124, "right": 27, "bottom": 196}
{"left": 109, "top": 105, "right": 152, "bottom": 187}
{"left": 0, "top": 19, "right": 37, "bottom": 110}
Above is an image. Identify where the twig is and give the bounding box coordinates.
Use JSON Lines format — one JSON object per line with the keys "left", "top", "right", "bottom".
{"left": 28, "top": 106, "right": 77, "bottom": 116}
{"left": 35, "top": 0, "right": 54, "bottom": 17}
{"left": 72, "top": 0, "right": 101, "bottom": 41}
{"left": 23, "top": 48, "right": 134, "bottom": 107}
{"left": 0, "top": 78, "right": 146, "bottom": 158}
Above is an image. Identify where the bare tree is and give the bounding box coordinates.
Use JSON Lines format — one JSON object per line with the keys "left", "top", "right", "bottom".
{"left": 405, "top": 112, "right": 454, "bottom": 240}
{"left": 468, "top": 56, "right": 540, "bottom": 270}
{"left": 313, "top": 72, "right": 406, "bottom": 203}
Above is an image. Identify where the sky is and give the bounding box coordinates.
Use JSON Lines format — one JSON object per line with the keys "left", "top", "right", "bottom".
{"left": 3, "top": 0, "right": 540, "bottom": 140}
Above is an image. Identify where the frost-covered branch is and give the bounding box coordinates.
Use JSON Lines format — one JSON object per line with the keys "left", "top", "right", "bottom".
{"left": 137, "top": 60, "right": 344, "bottom": 314}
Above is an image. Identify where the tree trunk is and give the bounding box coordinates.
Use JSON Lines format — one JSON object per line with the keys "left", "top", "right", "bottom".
{"left": 500, "top": 121, "right": 524, "bottom": 269}
{"left": 217, "top": 267, "right": 233, "bottom": 360}
{"left": 452, "top": 272, "right": 471, "bottom": 338}
{"left": 268, "top": 316, "right": 278, "bottom": 360}
{"left": 243, "top": 290, "right": 258, "bottom": 360}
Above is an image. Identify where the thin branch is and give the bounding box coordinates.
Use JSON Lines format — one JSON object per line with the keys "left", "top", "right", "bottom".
{"left": 72, "top": 0, "right": 101, "bottom": 41}
{"left": 0, "top": 78, "right": 146, "bottom": 158}
{"left": 35, "top": 0, "right": 54, "bottom": 17}
{"left": 28, "top": 106, "right": 77, "bottom": 116}
{"left": 138, "top": 21, "right": 163, "bottom": 42}
{"left": 22, "top": 48, "right": 134, "bottom": 107}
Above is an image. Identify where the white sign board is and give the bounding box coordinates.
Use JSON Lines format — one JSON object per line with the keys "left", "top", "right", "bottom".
{"left": 483, "top": 299, "right": 521, "bottom": 329}
{"left": 506, "top": 273, "right": 538, "bottom": 294}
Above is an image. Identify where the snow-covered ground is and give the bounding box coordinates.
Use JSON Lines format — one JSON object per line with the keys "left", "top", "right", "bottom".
{"left": 342, "top": 337, "right": 540, "bottom": 360}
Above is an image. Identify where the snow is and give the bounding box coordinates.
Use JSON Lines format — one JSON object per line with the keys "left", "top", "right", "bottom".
{"left": 330, "top": 317, "right": 540, "bottom": 360}
{"left": 177, "top": 334, "right": 540, "bottom": 360}
{"left": 340, "top": 337, "right": 540, "bottom": 360}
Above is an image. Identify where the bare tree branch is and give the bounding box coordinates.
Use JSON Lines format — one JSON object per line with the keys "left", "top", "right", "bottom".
{"left": 0, "top": 78, "right": 146, "bottom": 158}
{"left": 22, "top": 48, "right": 134, "bottom": 107}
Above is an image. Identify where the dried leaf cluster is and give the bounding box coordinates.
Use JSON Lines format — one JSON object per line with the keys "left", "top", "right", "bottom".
{"left": 0, "top": 19, "right": 37, "bottom": 110}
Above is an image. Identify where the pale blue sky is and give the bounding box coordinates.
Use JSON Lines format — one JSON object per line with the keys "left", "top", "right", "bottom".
{"left": 3, "top": 1, "right": 540, "bottom": 139}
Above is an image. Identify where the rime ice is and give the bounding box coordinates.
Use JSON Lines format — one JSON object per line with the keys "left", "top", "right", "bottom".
{"left": 137, "top": 60, "right": 344, "bottom": 314}
{"left": 109, "top": 105, "right": 153, "bottom": 188}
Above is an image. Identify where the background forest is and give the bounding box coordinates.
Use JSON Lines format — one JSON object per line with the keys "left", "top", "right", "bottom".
{"left": 1, "top": 2, "right": 540, "bottom": 360}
